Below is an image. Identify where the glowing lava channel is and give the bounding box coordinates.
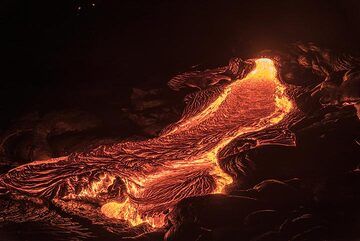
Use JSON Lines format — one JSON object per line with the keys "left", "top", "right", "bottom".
{"left": 0, "top": 58, "right": 293, "bottom": 229}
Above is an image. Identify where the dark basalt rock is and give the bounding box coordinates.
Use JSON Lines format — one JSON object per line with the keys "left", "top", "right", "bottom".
{"left": 252, "top": 180, "right": 302, "bottom": 209}
{"left": 290, "top": 225, "right": 328, "bottom": 241}
{"left": 313, "top": 170, "right": 360, "bottom": 207}
{"left": 0, "top": 110, "right": 100, "bottom": 164}
{"left": 279, "top": 214, "right": 325, "bottom": 238}
{"left": 251, "top": 231, "right": 282, "bottom": 241}
{"left": 166, "top": 195, "right": 263, "bottom": 230}
{"left": 164, "top": 222, "right": 203, "bottom": 241}
{"left": 243, "top": 210, "right": 285, "bottom": 237}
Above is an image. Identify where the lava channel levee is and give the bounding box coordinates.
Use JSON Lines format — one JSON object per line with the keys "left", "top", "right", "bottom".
{"left": 0, "top": 58, "right": 293, "bottom": 228}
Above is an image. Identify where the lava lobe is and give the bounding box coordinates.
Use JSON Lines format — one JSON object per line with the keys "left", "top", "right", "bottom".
{"left": 0, "top": 58, "right": 293, "bottom": 228}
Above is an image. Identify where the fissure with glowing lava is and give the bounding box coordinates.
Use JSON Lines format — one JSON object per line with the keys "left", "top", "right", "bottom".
{"left": 0, "top": 58, "right": 293, "bottom": 228}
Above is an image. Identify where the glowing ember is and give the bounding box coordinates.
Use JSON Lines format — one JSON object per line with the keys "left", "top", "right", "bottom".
{"left": 0, "top": 58, "right": 293, "bottom": 229}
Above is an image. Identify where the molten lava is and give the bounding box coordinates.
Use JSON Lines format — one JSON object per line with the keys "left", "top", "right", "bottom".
{"left": 0, "top": 58, "right": 293, "bottom": 229}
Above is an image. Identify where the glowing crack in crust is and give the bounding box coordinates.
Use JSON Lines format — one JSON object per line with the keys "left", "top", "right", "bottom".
{"left": 0, "top": 58, "right": 293, "bottom": 228}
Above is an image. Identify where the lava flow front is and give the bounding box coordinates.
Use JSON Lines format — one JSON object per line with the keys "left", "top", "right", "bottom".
{"left": 0, "top": 58, "right": 293, "bottom": 228}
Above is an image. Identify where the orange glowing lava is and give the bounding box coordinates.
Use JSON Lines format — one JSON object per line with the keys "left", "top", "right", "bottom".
{"left": 0, "top": 58, "right": 293, "bottom": 229}
{"left": 99, "top": 58, "right": 292, "bottom": 227}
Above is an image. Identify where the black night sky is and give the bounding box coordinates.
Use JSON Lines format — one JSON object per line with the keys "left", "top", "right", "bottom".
{"left": 2, "top": 0, "right": 360, "bottom": 128}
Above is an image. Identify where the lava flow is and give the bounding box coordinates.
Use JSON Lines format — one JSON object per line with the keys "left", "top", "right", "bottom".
{"left": 0, "top": 58, "right": 293, "bottom": 228}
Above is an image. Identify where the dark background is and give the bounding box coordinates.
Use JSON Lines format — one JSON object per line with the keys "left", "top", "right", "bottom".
{"left": 2, "top": 0, "right": 360, "bottom": 129}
